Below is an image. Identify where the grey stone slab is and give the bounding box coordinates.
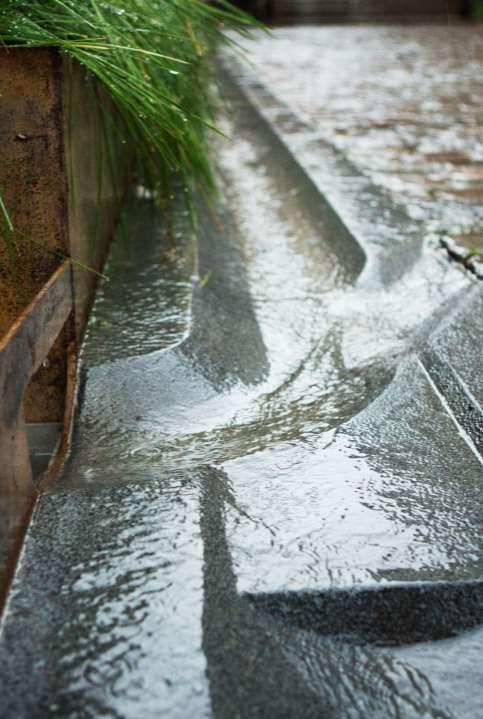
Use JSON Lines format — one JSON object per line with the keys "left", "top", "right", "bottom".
{"left": 221, "top": 355, "right": 482, "bottom": 595}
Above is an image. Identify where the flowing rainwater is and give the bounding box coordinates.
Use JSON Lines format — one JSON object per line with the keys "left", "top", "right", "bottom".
{"left": 0, "top": 35, "right": 482, "bottom": 718}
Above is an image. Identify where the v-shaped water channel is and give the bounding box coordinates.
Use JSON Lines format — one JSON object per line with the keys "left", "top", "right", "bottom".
{"left": 0, "top": 75, "right": 482, "bottom": 718}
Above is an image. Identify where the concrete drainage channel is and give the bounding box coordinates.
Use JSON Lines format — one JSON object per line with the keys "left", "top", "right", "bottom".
{"left": 0, "top": 62, "right": 482, "bottom": 718}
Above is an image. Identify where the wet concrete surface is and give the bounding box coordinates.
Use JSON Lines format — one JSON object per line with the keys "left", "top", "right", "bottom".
{"left": 229, "top": 24, "right": 483, "bottom": 265}
{"left": 1, "top": 29, "right": 482, "bottom": 719}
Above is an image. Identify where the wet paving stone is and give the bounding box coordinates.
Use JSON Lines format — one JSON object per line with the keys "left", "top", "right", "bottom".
{"left": 229, "top": 24, "right": 483, "bottom": 255}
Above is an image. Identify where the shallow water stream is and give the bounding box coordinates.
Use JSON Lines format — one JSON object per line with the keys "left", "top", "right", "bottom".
{"left": 1, "top": 63, "right": 482, "bottom": 718}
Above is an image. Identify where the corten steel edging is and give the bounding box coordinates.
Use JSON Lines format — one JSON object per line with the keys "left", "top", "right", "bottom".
{"left": 0, "top": 48, "right": 128, "bottom": 428}
{"left": 0, "top": 261, "right": 73, "bottom": 495}
{"left": 0, "top": 47, "right": 70, "bottom": 430}
{"left": 37, "top": 331, "right": 79, "bottom": 493}
{"left": 0, "top": 262, "right": 73, "bottom": 613}
{"left": 0, "top": 49, "right": 128, "bottom": 594}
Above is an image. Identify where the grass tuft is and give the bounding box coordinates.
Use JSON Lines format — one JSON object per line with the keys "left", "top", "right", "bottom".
{"left": 0, "top": 0, "right": 257, "bottom": 232}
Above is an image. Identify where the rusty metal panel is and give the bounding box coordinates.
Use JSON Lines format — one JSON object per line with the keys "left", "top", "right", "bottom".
{"left": 0, "top": 261, "right": 72, "bottom": 495}
{"left": 0, "top": 48, "right": 68, "bottom": 335}
{"left": 0, "top": 261, "right": 72, "bottom": 596}
{"left": 0, "top": 49, "right": 127, "bottom": 585}
{"left": 0, "top": 48, "right": 69, "bottom": 425}
{"left": 0, "top": 49, "right": 127, "bottom": 424}
{"left": 62, "top": 58, "right": 129, "bottom": 341}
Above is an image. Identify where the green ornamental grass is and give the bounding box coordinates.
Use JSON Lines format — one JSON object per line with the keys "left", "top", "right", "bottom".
{"left": 0, "top": 0, "right": 256, "bottom": 232}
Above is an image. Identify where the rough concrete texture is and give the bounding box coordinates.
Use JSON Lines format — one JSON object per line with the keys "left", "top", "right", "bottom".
{"left": 0, "top": 28, "right": 482, "bottom": 719}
